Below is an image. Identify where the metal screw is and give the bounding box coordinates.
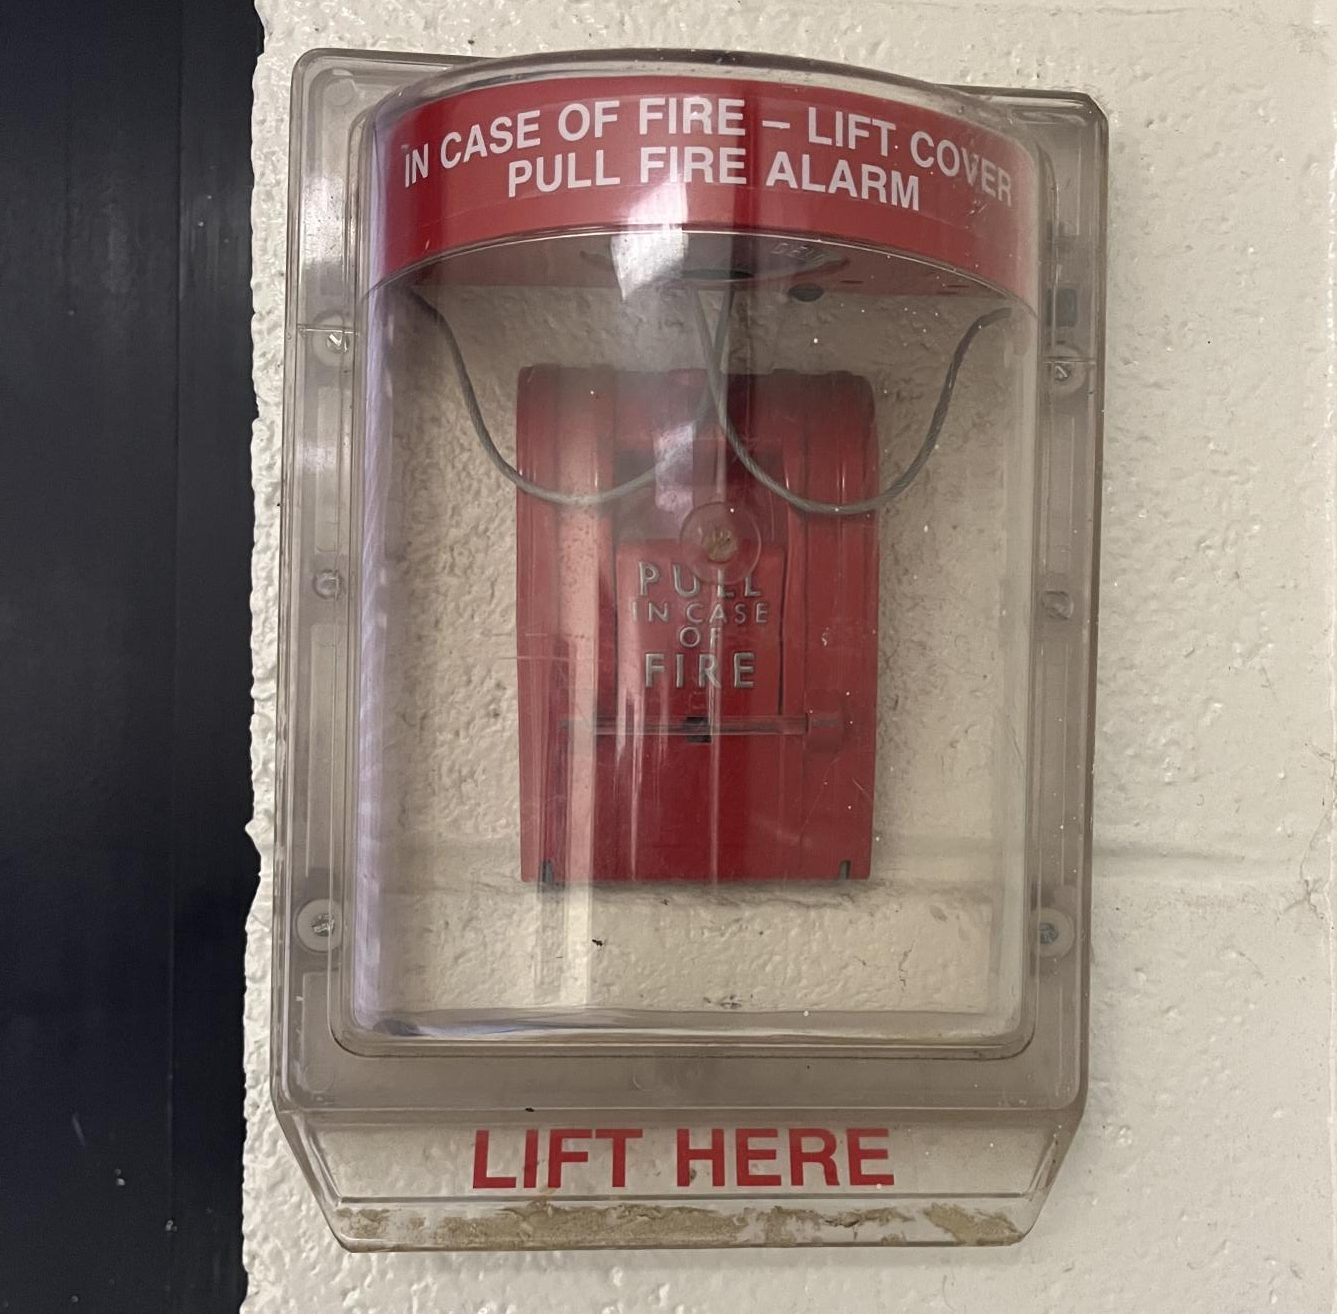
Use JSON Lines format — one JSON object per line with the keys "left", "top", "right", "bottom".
{"left": 312, "top": 318, "right": 352, "bottom": 367}
{"left": 1041, "top": 589, "right": 1074, "bottom": 621}
{"left": 1046, "top": 350, "right": 1087, "bottom": 397}
{"left": 312, "top": 569, "right": 343, "bottom": 599}
{"left": 1037, "top": 907, "right": 1075, "bottom": 959}
{"left": 296, "top": 898, "right": 341, "bottom": 952}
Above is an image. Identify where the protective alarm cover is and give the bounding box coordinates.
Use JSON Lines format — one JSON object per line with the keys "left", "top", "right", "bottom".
{"left": 275, "top": 47, "right": 1106, "bottom": 1249}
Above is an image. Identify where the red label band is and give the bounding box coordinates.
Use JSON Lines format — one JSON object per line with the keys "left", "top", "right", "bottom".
{"left": 371, "top": 75, "right": 1039, "bottom": 307}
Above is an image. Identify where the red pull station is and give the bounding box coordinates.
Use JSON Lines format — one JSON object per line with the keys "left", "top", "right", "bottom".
{"left": 516, "top": 367, "right": 879, "bottom": 883}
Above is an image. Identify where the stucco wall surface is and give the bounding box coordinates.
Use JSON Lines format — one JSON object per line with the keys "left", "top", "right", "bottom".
{"left": 247, "top": 1, "right": 1337, "bottom": 1309}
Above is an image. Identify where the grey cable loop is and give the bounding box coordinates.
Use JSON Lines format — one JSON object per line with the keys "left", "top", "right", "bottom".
{"left": 690, "top": 289, "right": 1013, "bottom": 516}
{"left": 418, "top": 292, "right": 730, "bottom": 508}
{"left": 419, "top": 286, "right": 1012, "bottom": 516}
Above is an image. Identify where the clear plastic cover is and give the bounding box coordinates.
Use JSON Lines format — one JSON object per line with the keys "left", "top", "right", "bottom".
{"left": 351, "top": 246, "right": 1035, "bottom": 1048}
{"left": 276, "top": 48, "right": 1104, "bottom": 1249}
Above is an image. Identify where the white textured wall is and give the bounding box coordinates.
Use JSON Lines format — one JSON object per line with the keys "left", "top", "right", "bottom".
{"left": 247, "top": 1, "right": 1337, "bottom": 1309}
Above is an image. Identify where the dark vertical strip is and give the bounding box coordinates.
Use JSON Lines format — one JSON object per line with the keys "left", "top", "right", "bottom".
{"left": 170, "top": 0, "right": 262, "bottom": 1310}
{"left": 0, "top": 1, "right": 259, "bottom": 1309}
{"left": 0, "top": 1, "right": 183, "bottom": 1310}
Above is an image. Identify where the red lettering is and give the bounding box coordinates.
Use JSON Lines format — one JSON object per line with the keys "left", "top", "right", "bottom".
{"left": 547, "top": 1128, "right": 593, "bottom": 1189}
{"left": 735, "top": 1128, "right": 783, "bottom": 1187}
{"left": 595, "top": 1128, "right": 643, "bottom": 1188}
{"left": 522, "top": 1127, "right": 540, "bottom": 1189}
{"left": 847, "top": 1128, "right": 895, "bottom": 1186}
{"left": 471, "top": 1129, "right": 517, "bottom": 1189}
{"left": 788, "top": 1128, "right": 839, "bottom": 1186}
{"left": 676, "top": 1128, "right": 726, "bottom": 1187}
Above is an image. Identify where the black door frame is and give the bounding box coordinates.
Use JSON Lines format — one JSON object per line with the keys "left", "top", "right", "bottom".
{"left": 1, "top": 2, "right": 261, "bottom": 1309}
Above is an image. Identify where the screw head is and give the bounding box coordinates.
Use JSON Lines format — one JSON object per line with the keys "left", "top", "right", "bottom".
{"left": 1041, "top": 589, "right": 1074, "bottom": 621}
{"left": 1037, "top": 907, "right": 1075, "bottom": 959}
{"left": 296, "top": 898, "right": 341, "bottom": 952}
{"left": 1046, "top": 351, "right": 1087, "bottom": 397}
{"left": 312, "top": 316, "right": 352, "bottom": 367}
{"left": 312, "top": 569, "right": 343, "bottom": 600}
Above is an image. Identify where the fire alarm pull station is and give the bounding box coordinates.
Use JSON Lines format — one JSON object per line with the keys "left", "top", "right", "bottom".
{"left": 276, "top": 48, "right": 1105, "bottom": 1250}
